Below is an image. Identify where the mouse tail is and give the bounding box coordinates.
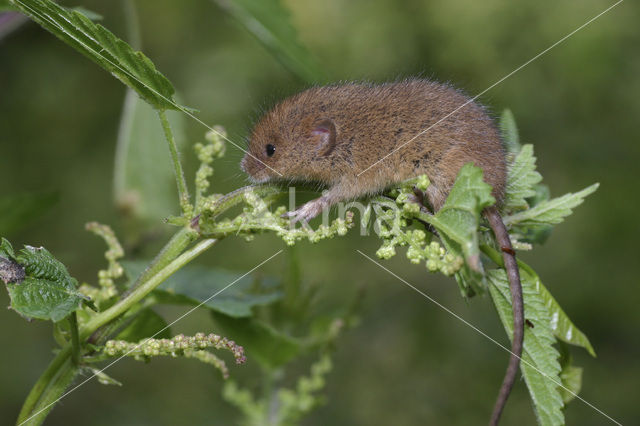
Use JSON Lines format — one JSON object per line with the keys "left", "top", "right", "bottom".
{"left": 485, "top": 206, "right": 525, "bottom": 426}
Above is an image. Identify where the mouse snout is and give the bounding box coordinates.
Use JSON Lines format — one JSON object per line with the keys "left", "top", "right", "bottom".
{"left": 241, "top": 152, "right": 268, "bottom": 181}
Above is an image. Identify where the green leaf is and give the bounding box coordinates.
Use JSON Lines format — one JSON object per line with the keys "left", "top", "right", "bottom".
{"left": 10, "top": 0, "right": 182, "bottom": 110}
{"left": 505, "top": 144, "right": 543, "bottom": 211}
{"left": 0, "top": 237, "right": 16, "bottom": 260}
{"left": 0, "top": 191, "right": 58, "bottom": 236}
{"left": 212, "top": 312, "right": 301, "bottom": 369}
{"left": 528, "top": 183, "right": 551, "bottom": 207}
{"left": 17, "top": 245, "right": 70, "bottom": 281}
{"left": 557, "top": 342, "right": 583, "bottom": 404}
{"left": 87, "top": 367, "right": 122, "bottom": 386}
{"left": 424, "top": 163, "right": 495, "bottom": 273}
{"left": 520, "top": 262, "right": 596, "bottom": 357}
{"left": 513, "top": 184, "right": 553, "bottom": 245}
{"left": 7, "top": 277, "right": 83, "bottom": 322}
{"left": 213, "top": 0, "right": 323, "bottom": 83}
{"left": 500, "top": 109, "right": 521, "bottom": 153}
{"left": 4, "top": 245, "right": 85, "bottom": 321}
{"left": 70, "top": 6, "right": 102, "bottom": 21}
{"left": 504, "top": 183, "right": 599, "bottom": 227}
{"left": 114, "top": 90, "right": 184, "bottom": 221}
{"left": 559, "top": 364, "right": 582, "bottom": 405}
{"left": 488, "top": 269, "right": 564, "bottom": 426}
{"left": 123, "top": 261, "right": 282, "bottom": 318}
{"left": 115, "top": 308, "right": 171, "bottom": 342}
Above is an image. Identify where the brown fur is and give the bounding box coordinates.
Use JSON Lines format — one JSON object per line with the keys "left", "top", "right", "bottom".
{"left": 242, "top": 78, "right": 506, "bottom": 210}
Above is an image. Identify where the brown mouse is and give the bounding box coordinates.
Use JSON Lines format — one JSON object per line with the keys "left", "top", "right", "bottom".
{"left": 242, "top": 78, "right": 523, "bottom": 426}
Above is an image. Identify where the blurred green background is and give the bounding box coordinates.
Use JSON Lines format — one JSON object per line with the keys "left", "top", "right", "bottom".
{"left": 0, "top": 0, "right": 638, "bottom": 424}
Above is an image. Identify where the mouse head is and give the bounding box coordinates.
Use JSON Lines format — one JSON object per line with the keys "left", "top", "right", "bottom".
{"left": 241, "top": 104, "right": 337, "bottom": 183}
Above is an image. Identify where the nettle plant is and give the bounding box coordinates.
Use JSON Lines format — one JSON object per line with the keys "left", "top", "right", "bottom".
{"left": 1, "top": 1, "right": 598, "bottom": 425}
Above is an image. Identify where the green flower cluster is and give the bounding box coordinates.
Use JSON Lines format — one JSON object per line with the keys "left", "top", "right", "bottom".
{"left": 80, "top": 222, "right": 124, "bottom": 302}
{"left": 372, "top": 175, "right": 465, "bottom": 276}
{"left": 104, "top": 332, "right": 246, "bottom": 365}
{"left": 194, "top": 128, "right": 227, "bottom": 214}
{"left": 199, "top": 187, "right": 354, "bottom": 246}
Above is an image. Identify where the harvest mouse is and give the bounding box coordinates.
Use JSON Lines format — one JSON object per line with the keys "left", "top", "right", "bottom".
{"left": 241, "top": 78, "right": 523, "bottom": 425}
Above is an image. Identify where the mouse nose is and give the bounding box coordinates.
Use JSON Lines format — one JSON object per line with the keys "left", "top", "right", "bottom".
{"left": 240, "top": 153, "right": 265, "bottom": 177}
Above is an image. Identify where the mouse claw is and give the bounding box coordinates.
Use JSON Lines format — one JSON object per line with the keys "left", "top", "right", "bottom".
{"left": 281, "top": 210, "right": 301, "bottom": 222}
{"left": 282, "top": 198, "right": 327, "bottom": 225}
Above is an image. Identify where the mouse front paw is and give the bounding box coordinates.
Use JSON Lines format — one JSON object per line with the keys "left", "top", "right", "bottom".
{"left": 282, "top": 198, "right": 328, "bottom": 225}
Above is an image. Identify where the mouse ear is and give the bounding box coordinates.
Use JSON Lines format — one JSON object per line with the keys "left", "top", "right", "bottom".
{"left": 311, "top": 119, "right": 337, "bottom": 156}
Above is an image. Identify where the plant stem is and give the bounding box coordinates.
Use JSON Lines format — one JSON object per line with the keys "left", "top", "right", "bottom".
{"left": 69, "top": 312, "right": 80, "bottom": 365}
{"left": 17, "top": 346, "right": 71, "bottom": 425}
{"left": 91, "top": 227, "right": 198, "bottom": 344}
{"left": 480, "top": 244, "right": 503, "bottom": 266}
{"left": 480, "top": 244, "right": 538, "bottom": 278}
{"left": 89, "top": 297, "right": 155, "bottom": 346}
{"left": 264, "top": 369, "right": 279, "bottom": 426}
{"left": 80, "top": 237, "right": 216, "bottom": 340}
{"left": 18, "top": 230, "right": 215, "bottom": 425}
{"left": 158, "top": 110, "right": 191, "bottom": 214}
{"left": 123, "top": 226, "right": 198, "bottom": 297}
{"left": 17, "top": 358, "right": 79, "bottom": 426}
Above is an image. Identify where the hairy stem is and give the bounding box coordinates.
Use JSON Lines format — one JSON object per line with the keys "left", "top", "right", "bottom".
{"left": 88, "top": 298, "right": 155, "bottom": 346}
{"left": 91, "top": 227, "right": 197, "bottom": 344}
{"left": 17, "top": 347, "right": 71, "bottom": 425}
{"left": 80, "top": 237, "right": 217, "bottom": 340}
{"left": 121, "top": 227, "right": 198, "bottom": 297}
{"left": 158, "top": 110, "right": 191, "bottom": 214}
{"left": 18, "top": 358, "right": 79, "bottom": 426}
{"left": 480, "top": 244, "right": 504, "bottom": 266}
{"left": 69, "top": 312, "right": 80, "bottom": 365}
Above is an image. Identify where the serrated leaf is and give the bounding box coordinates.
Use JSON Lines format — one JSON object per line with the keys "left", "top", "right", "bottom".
{"left": 512, "top": 184, "right": 553, "bottom": 245}
{"left": 4, "top": 244, "right": 85, "bottom": 321}
{"left": 527, "top": 183, "right": 550, "bottom": 207}
{"left": 424, "top": 163, "right": 495, "bottom": 273}
{"left": 10, "top": 0, "right": 182, "bottom": 110}
{"left": 115, "top": 308, "right": 171, "bottom": 342}
{"left": 114, "top": 90, "right": 184, "bottom": 221}
{"left": 505, "top": 145, "right": 543, "bottom": 211}
{"left": 213, "top": 0, "right": 323, "bottom": 83}
{"left": 212, "top": 312, "right": 301, "bottom": 369}
{"left": 500, "top": 109, "right": 521, "bottom": 153}
{"left": 123, "top": 261, "right": 282, "bottom": 318}
{"left": 520, "top": 262, "right": 595, "bottom": 357}
{"left": 504, "top": 183, "right": 599, "bottom": 227}
{"left": 17, "top": 245, "right": 71, "bottom": 282}
{"left": 488, "top": 269, "right": 564, "bottom": 426}
{"left": 7, "top": 277, "right": 84, "bottom": 322}
{"left": 71, "top": 6, "right": 102, "bottom": 21}
{"left": 0, "top": 191, "right": 58, "bottom": 236}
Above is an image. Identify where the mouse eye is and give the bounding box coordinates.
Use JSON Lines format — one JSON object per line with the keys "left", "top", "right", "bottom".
{"left": 265, "top": 144, "right": 276, "bottom": 157}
